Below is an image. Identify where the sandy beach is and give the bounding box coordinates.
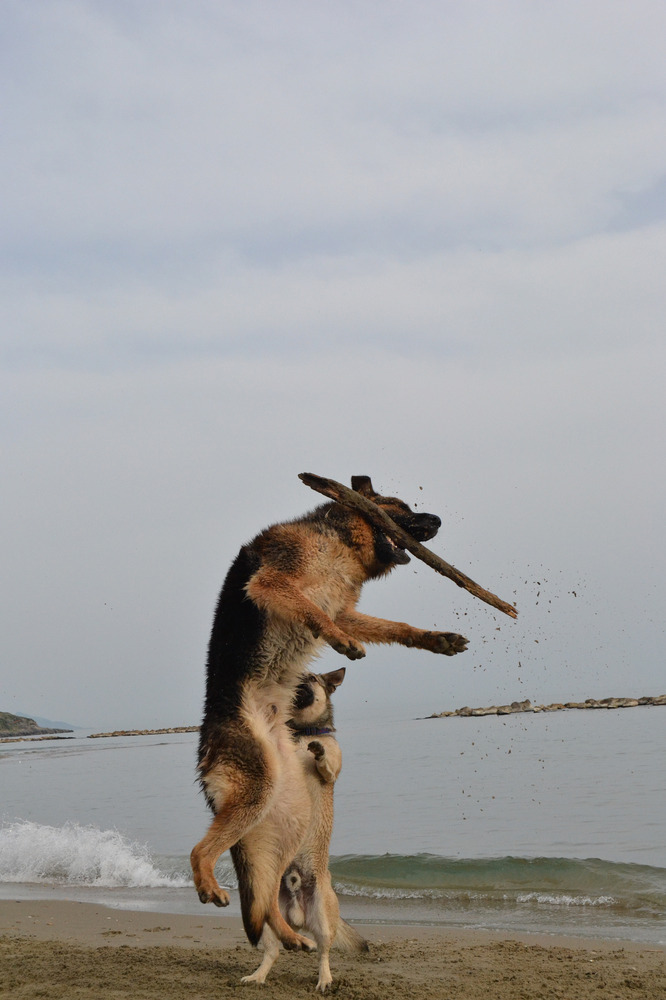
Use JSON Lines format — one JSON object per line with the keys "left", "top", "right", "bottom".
{"left": 1, "top": 899, "right": 664, "bottom": 999}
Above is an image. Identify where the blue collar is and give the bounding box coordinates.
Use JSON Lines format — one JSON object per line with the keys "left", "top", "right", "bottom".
{"left": 292, "top": 726, "right": 334, "bottom": 737}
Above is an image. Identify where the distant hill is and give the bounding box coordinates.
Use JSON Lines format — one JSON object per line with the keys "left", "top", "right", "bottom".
{"left": 14, "top": 711, "right": 79, "bottom": 731}
{"left": 0, "top": 711, "right": 73, "bottom": 737}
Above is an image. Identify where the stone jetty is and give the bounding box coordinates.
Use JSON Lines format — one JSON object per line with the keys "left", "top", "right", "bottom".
{"left": 428, "top": 694, "right": 666, "bottom": 719}
{"left": 87, "top": 726, "right": 199, "bottom": 738}
{"left": 0, "top": 713, "right": 199, "bottom": 744}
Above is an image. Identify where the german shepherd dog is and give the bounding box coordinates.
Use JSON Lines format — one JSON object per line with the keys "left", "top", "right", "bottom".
{"left": 238, "top": 667, "right": 368, "bottom": 991}
{"left": 190, "top": 476, "right": 467, "bottom": 952}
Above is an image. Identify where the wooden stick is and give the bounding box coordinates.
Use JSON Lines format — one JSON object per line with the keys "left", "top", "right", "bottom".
{"left": 299, "top": 473, "right": 518, "bottom": 620}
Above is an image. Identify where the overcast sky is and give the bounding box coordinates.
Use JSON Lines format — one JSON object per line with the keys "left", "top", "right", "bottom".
{"left": 2, "top": 1, "right": 665, "bottom": 730}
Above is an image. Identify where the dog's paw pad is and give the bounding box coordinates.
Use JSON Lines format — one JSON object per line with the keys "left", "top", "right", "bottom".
{"left": 443, "top": 633, "right": 469, "bottom": 655}
{"left": 344, "top": 641, "right": 366, "bottom": 660}
{"left": 427, "top": 632, "right": 469, "bottom": 655}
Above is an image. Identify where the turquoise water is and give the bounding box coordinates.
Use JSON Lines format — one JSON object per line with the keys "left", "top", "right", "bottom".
{"left": 329, "top": 853, "right": 666, "bottom": 939}
{"left": 1, "top": 708, "right": 665, "bottom": 943}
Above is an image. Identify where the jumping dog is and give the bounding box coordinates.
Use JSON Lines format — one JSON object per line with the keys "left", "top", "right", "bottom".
{"left": 190, "top": 476, "right": 468, "bottom": 951}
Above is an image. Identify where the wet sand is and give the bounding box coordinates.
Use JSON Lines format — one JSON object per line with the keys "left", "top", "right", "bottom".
{"left": 1, "top": 899, "right": 664, "bottom": 999}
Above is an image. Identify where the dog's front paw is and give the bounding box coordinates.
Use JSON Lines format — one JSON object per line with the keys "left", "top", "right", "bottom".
{"left": 308, "top": 740, "right": 325, "bottom": 760}
{"left": 426, "top": 631, "right": 469, "bottom": 655}
{"left": 330, "top": 635, "right": 366, "bottom": 660}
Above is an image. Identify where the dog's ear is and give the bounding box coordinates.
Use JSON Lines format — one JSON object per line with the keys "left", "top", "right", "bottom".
{"left": 321, "top": 667, "right": 346, "bottom": 693}
{"left": 351, "top": 475, "right": 375, "bottom": 497}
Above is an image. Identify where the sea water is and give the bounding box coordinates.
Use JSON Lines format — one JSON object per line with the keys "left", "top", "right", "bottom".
{"left": 1, "top": 708, "right": 664, "bottom": 944}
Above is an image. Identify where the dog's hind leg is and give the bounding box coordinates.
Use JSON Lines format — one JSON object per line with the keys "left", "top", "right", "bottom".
{"left": 190, "top": 806, "right": 255, "bottom": 908}
{"left": 190, "top": 763, "right": 275, "bottom": 909}
{"left": 300, "top": 880, "right": 339, "bottom": 992}
{"left": 240, "top": 924, "right": 280, "bottom": 985}
{"left": 192, "top": 722, "right": 281, "bottom": 908}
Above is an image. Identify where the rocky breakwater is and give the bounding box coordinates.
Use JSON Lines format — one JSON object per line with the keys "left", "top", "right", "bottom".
{"left": 429, "top": 694, "right": 666, "bottom": 719}
{"left": 87, "top": 726, "right": 199, "bottom": 738}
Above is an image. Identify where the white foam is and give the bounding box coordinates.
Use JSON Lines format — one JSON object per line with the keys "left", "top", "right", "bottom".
{"left": 0, "top": 820, "right": 190, "bottom": 888}
{"left": 516, "top": 891, "right": 617, "bottom": 907}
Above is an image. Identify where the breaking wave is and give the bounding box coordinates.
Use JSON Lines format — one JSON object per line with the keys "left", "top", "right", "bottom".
{"left": 0, "top": 821, "right": 191, "bottom": 889}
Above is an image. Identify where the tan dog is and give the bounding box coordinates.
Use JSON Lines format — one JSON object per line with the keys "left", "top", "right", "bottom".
{"left": 238, "top": 668, "right": 368, "bottom": 991}
{"left": 190, "top": 476, "right": 468, "bottom": 952}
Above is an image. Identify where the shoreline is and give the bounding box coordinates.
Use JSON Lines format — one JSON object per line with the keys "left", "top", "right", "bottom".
{"left": 2, "top": 899, "right": 664, "bottom": 999}
{"left": 1, "top": 897, "right": 663, "bottom": 952}
{"left": 3, "top": 874, "right": 664, "bottom": 949}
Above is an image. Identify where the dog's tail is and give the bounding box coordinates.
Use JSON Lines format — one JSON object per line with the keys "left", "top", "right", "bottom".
{"left": 333, "top": 918, "right": 370, "bottom": 953}
{"left": 231, "top": 842, "right": 264, "bottom": 946}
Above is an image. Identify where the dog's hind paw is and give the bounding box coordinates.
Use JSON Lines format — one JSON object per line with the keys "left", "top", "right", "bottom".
{"left": 197, "top": 884, "right": 230, "bottom": 907}
{"left": 241, "top": 972, "right": 267, "bottom": 985}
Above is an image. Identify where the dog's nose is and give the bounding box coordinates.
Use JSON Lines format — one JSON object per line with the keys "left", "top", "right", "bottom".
{"left": 415, "top": 513, "right": 441, "bottom": 540}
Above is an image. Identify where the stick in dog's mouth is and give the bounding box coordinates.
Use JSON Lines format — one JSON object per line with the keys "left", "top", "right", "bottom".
{"left": 298, "top": 472, "right": 518, "bottom": 620}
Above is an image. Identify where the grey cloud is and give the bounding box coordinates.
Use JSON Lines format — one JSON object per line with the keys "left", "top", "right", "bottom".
{"left": 2, "top": 1, "right": 666, "bottom": 728}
